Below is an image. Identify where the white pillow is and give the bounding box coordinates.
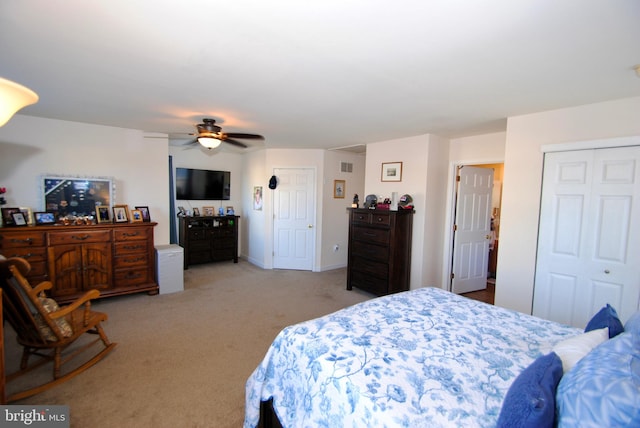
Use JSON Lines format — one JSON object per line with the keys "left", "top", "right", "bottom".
{"left": 552, "top": 327, "right": 608, "bottom": 373}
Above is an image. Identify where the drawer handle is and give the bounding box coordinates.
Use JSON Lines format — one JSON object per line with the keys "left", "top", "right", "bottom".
{"left": 72, "top": 234, "right": 90, "bottom": 241}
{"left": 123, "top": 232, "right": 140, "bottom": 237}
{"left": 123, "top": 245, "right": 143, "bottom": 250}
{"left": 357, "top": 215, "right": 365, "bottom": 220}
{"left": 363, "top": 232, "right": 376, "bottom": 237}
{"left": 126, "top": 257, "right": 145, "bottom": 263}
{"left": 11, "top": 237, "right": 33, "bottom": 244}
{"left": 376, "top": 217, "right": 385, "bottom": 222}
{"left": 126, "top": 272, "right": 142, "bottom": 279}
{"left": 11, "top": 252, "right": 33, "bottom": 258}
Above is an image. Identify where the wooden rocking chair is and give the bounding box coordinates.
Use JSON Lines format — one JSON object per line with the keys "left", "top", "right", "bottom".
{"left": 0, "top": 257, "right": 116, "bottom": 402}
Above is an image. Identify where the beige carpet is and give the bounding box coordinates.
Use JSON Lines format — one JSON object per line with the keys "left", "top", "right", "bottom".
{"left": 4, "top": 261, "right": 372, "bottom": 427}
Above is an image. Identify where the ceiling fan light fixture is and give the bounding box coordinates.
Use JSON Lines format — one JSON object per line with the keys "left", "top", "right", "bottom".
{"left": 197, "top": 135, "right": 222, "bottom": 149}
{"left": 0, "top": 77, "right": 39, "bottom": 127}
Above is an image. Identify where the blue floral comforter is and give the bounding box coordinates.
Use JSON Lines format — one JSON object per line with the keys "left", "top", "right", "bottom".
{"left": 244, "top": 287, "right": 580, "bottom": 428}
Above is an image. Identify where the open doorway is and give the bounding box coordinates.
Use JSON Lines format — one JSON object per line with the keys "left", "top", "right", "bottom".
{"left": 451, "top": 162, "right": 503, "bottom": 304}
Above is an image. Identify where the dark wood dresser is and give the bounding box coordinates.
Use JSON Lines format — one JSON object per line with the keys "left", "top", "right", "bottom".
{"left": 179, "top": 216, "right": 239, "bottom": 269}
{"left": 347, "top": 208, "right": 414, "bottom": 296}
{"left": 0, "top": 222, "right": 158, "bottom": 303}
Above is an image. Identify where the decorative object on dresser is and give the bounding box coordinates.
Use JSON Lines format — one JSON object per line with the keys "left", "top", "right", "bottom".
{"left": 0, "top": 222, "right": 158, "bottom": 304}
{"left": 112, "top": 204, "right": 129, "bottom": 223}
{"left": 179, "top": 216, "right": 239, "bottom": 269}
{"left": 135, "top": 206, "right": 151, "bottom": 222}
{"left": 347, "top": 208, "right": 414, "bottom": 296}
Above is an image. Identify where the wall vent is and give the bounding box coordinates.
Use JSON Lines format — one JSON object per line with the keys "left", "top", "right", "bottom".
{"left": 340, "top": 161, "right": 353, "bottom": 173}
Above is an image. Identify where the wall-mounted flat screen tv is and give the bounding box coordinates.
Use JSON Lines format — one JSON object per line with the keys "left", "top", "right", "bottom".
{"left": 175, "top": 168, "right": 231, "bottom": 200}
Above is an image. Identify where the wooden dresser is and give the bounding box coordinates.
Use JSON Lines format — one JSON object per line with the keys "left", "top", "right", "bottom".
{"left": 0, "top": 222, "right": 158, "bottom": 303}
{"left": 179, "top": 216, "right": 239, "bottom": 269}
{"left": 347, "top": 208, "right": 414, "bottom": 296}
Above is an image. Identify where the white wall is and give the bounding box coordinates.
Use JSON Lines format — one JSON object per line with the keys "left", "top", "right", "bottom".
{"left": 497, "top": 96, "right": 640, "bottom": 314}
{"left": 321, "top": 150, "right": 365, "bottom": 270}
{"left": 0, "top": 115, "right": 170, "bottom": 244}
{"left": 242, "top": 149, "right": 268, "bottom": 267}
{"left": 365, "top": 134, "right": 449, "bottom": 289}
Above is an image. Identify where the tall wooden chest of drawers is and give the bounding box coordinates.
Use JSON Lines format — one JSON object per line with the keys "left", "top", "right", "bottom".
{"left": 347, "top": 209, "right": 414, "bottom": 296}
{"left": 0, "top": 222, "right": 158, "bottom": 303}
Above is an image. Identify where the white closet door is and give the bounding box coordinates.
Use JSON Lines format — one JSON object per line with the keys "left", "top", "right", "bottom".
{"left": 533, "top": 146, "right": 640, "bottom": 327}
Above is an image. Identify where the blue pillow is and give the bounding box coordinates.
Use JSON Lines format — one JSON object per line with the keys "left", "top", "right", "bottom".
{"left": 496, "top": 352, "right": 563, "bottom": 428}
{"left": 556, "top": 331, "right": 640, "bottom": 427}
{"left": 624, "top": 311, "right": 640, "bottom": 335}
{"left": 585, "top": 304, "right": 623, "bottom": 338}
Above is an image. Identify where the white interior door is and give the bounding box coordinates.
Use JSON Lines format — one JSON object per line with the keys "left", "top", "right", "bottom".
{"left": 533, "top": 146, "right": 640, "bottom": 326}
{"left": 451, "top": 166, "right": 494, "bottom": 294}
{"left": 273, "top": 168, "right": 315, "bottom": 270}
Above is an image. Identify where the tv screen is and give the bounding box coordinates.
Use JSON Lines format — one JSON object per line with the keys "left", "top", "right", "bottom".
{"left": 175, "top": 168, "right": 230, "bottom": 200}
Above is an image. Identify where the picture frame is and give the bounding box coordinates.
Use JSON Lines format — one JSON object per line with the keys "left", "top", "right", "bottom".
{"left": 42, "top": 175, "right": 113, "bottom": 217}
{"left": 34, "top": 211, "right": 56, "bottom": 225}
{"left": 226, "top": 206, "right": 235, "bottom": 215}
{"left": 1, "top": 207, "right": 21, "bottom": 226}
{"left": 135, "top": 206, "right": 151, "bottom": 222}
{"left": 12, "top": 212, "right": 27, "bottom": 226}
{"left": 131, "top": 209, "right": 143, "bottom": 223}
{"left": 96, "top": 205, "right": 111, "bottom": 223}
{"left": 333, "top": 180, "right": 346, "bottom": 199}
{"left": 177, "top": 206, "right": 186, "bottom": 217}
{"left": 381, "top": 162, "right": 403, "bottom": 182}
{"left": 253, "top": 186, "right": 263, "bottom": 211}
{"left": 203, "top": 206, "right": 215, "bottom": 216}
{"left": 19, "top": 207, "right": 34, "bottom": 225}
{"left": 192, "top": 207, "right": 200, "bottom": 217}
{"left": 113, "top": 204, "right": 129, "bottom": 223}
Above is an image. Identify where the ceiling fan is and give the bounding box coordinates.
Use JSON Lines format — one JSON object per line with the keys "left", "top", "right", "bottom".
{"left": 188, "top": 118, "right": 264, "bottom": 149}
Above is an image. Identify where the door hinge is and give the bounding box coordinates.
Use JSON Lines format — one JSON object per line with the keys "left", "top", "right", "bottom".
{"left": 450, "top": 272, "right": 455, "bottom": 279}
{"left": 456, "top": 175, "right": 461, "bottom": 182}
{"left": 453, "top": 224, "right": 457, "bottom": 231}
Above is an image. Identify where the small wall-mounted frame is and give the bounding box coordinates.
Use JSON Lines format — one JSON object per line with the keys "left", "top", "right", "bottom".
{"left": 131, "top": 209, "right": 144, "bottom": 223}
{"left": 11, "top": 212, "right": 27, "bottom": 226}
{"left": 334, "top": 180, "right": 346, "bottom": 199}
{"left": 202, "top": 206, "right": 215, "bottom": 216}
{"left": 113, "top": 205, "right": 129, "bottom": 223}
{"left": 34, "top": 211, "right": 56, "bottom": 225}
{"left": 135, "top": 206, "right": 151, "bottom": 222}
{"left": 381, "top": 162, "right": 403, "bottom": 182}
{"left": 96, "top": 205, "right": 111, "bottom": 223}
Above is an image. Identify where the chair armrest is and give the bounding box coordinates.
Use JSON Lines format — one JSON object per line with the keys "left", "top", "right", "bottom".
{"left": 32, "top": 281, "right": 53, "bottom": 296}
{"left": 47, "top": 289, "right": 101, "bottom": 319}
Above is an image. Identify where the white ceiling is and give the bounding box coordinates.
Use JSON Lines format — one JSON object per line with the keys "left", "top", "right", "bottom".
{"left": 1, "top": 0, "right": 639, "bottom": 150}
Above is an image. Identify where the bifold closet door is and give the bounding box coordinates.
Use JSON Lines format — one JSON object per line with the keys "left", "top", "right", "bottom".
{"left": 533, "top": 146, "right": 640, "bottom": 327}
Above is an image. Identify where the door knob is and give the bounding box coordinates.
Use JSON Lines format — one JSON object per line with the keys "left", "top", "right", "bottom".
{"left": 604, "top": 269, "right": 610, "bottom": 274}
{"left": 308, "top": 224, "right": 313, "bottom": 229}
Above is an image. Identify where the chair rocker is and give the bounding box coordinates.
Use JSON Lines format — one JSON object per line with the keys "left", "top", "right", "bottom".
{"left": 0, "top": 257, "right": 116, "bottom": 402}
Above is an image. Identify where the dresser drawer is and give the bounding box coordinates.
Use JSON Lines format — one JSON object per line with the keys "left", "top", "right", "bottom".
{"left": 351, "top": 226, "right": 390, "bottom": 246}
{"left": 349, "top": 270, "right": 388, "bottom": 295}
{"left": 0, "top": 246, "right": 47, "bottom": 262}
{"left": 114, "top": 241, "right": 148, "bottom": 256}
{"left": 0, "top": 232, "right": 46, "bottom": 248}
{"left": 114, "top": 253, "right": 149, "bottom": 268}
{"left": 114, "top": 267, "right": 150, "bottom": 287}
{"left": 370, "top": 212, "right": 391, "bottom": 226}
{"left": 351, "top": 211, "right": 371, "bottom": 225}
{"left": 48, "top": 230, "right": 111, "bottom": 245}
{"left": 350, "top": 240, "right": 388, "bottom": 262}
{"left": 350, "top": 256, "right": 389, "bottom": 279}
{"left": 114, "top": 227, "right": 150, "bottom": 241}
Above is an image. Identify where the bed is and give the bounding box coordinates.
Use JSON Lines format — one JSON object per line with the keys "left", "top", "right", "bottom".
{"left": 244, "top": 287, "right": 599, "bottom": 428}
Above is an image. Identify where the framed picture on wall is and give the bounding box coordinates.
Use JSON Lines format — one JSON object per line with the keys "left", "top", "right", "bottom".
{"left": 381, "top": 162, "right": 403, "bottom": 182}
{"left": 333, "top": 180, "right": 345, "bottom": 198}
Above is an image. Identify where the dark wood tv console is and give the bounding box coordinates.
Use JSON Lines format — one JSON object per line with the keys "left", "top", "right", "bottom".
{"left": 179, "top": 216, "right": 239, "bottom": 269}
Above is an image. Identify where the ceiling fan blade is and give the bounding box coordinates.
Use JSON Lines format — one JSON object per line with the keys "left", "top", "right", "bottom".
{"left": 223, "top": 138, "right": 248, "bottom": 148}
{"left": 224, "top": 133, "right": 264, "bottom": 140}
